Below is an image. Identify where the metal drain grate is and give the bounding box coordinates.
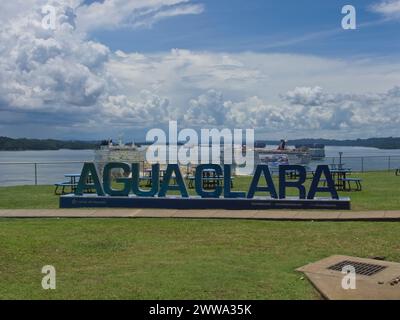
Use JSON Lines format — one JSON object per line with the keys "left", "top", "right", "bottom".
{"left": 327, "top": 260, "right": 387, "bottom": 276}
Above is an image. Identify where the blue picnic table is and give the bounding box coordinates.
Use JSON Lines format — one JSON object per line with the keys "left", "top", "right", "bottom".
{"left": 54, "top": 173, "right": 93, "bottom": 195}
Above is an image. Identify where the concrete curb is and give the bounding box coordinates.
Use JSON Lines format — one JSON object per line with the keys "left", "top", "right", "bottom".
{"left": 0, "top": 209, "right": 399, "bottom": 221}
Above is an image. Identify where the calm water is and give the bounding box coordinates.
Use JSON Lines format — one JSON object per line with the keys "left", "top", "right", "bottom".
{"left": 0, "top": 147, "right": 400, "bottom": 186}
{"left": 313, "top": 146, "right": 400, "bottom": 172}
{"left": 0, "top": 150, "right": 93, "bottom": 186}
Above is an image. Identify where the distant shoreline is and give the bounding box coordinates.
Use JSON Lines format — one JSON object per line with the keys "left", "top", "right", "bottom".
{"left": 1, "top": 136, "right": 400, "bottom": 151}
{"left": 0, "top": 137, "right": 99, "bottom": 151}
{"left": 260, "top": 137, "right": 400, "bottom": 150}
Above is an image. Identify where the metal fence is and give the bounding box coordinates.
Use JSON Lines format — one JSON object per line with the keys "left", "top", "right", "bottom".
{"left": 0, "top": 161, "right": 89, "bottom": 186}
{"left": 0, "top": 156, "right": 399, "bottom": 186}
{"left": 310, "top": 156, "right": 400, "bottom": 173}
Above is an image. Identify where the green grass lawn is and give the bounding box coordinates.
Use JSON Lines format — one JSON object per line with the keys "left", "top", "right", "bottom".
{"left": 0, "top": 170, "right": 399, "bottom": 299}
{"left": 0, "top": 171, "right": 398, "bottom": 210}
{"left": 1, "top": 218, "right": 400, "bottom": 299}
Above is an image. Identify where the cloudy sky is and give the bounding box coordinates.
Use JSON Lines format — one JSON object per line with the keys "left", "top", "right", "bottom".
{"left": 0, "top": 0, "right": 399, "bottom": 140}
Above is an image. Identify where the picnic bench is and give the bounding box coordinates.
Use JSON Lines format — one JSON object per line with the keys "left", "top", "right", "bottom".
{"left": 54, "top": 173, "right": 93, "bottom": 195}
{"left": 187, "top": 175, "right": 234, "bottom": 189}
{"left": 54, "top": 182, "right": 77, "bottom": 195}
{"left": 286, "top": 167, "right": 314, "bottom": 180}
{"left": 319, "top": 176, "right": 362, "bottom": 192}
{"left": 339, "top": 177, "right": 362, "bottom": 191}
{"left": 139, "top": 175, "right": 153, "bottom": 187}
{"left": 54, "top": 182, "right": 96, "bottom": 195}
{"left": 139, "top": 172, "right": 177, "bottom": 187}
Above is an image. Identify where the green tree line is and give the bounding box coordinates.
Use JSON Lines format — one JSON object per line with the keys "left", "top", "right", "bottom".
{"left": 0, "top": 137, "right": 99, "bottom": 151}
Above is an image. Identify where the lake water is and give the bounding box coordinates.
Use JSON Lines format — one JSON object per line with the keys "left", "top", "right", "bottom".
{"left": 314, "top": 146, "right": 400, "bottom": 172}
{"left": 0, "top": 147, "right": 400, "bottom": 186}
{"left": 0, "top": 149, "right": 94, "bottom": 186}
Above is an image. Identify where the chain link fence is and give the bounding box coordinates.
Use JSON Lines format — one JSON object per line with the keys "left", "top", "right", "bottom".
{"left": 0, "top": 156, "right": 399, "bottom": 186}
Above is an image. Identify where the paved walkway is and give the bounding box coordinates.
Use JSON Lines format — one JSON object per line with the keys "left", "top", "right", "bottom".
{"left": 0, "top": 209, "right": 400, "bottom": 221}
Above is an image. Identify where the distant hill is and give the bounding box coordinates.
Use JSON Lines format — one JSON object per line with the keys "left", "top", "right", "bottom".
{"left": 0, "top": 137, "right": 99, "bottom": 151}
{"left": 1, "top": 136, "right": 400, "bottom": 151}
{"left": 259, "top": 137, "right": 400, "bottom": 150}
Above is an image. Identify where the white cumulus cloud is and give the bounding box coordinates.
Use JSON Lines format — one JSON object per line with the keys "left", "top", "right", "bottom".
{"left": 0, "top": 2, "right": 110, "bottom": 113}
{"left": 0, "top": 0, "right": 399, "bottom": 139}
{"left": 370, "top": 0, "right": 400, "bottom": 18}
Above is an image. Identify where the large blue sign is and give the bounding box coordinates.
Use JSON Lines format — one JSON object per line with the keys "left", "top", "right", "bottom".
{"left": 74, "top": 162, "right": 339, "bottom": 200}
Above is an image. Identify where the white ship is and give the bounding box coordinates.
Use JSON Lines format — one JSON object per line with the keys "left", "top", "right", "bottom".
{"left": 94, "top": 139, "right": 312, "bottom": 176}
{"left": 94, "top": 139, "right": 147, "bottom": 174}
{"left": 294, "top": 143, "right": 326, "bottom": 159}
{"left": 254, "top": 140, "right": 311, "bottom": 166}
{"left": 234, "top": 140, "right": 312, "bottom": 175}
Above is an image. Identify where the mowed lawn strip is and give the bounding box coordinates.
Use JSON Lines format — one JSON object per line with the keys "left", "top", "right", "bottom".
{"left": 0, "top": 218, "right": 400, "bottom": 299}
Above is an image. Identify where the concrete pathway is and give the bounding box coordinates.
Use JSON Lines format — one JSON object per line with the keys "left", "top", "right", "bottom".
{"left": 0, "top": 209, "right": 400, "bottom": 221}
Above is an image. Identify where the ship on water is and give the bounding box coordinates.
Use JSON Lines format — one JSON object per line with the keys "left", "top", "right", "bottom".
{"left": 94, "top": 138, "right": 316, "bottom": 176}
{"left": 253, "top": 139, "right": 312, "bottom": 166}
{"left": 231, "top": 140, "right": 317, "bottom": 175}
{"left": 94, "top": 138, "right": 147, "bottom": 174}
{"left": 294, "top": 143, "right": 326, "bottom": 160}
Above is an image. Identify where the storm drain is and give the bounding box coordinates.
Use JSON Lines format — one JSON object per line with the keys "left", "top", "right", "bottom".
{"left": 297, "top": 255, "right": 400, "bottom": 299}
{"left": 327, "top": 260, "right": 387, "bottom": 276}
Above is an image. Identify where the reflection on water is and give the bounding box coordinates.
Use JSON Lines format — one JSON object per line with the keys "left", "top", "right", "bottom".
{"left": 0, "top": 147, "right": 400, "bottom": 186}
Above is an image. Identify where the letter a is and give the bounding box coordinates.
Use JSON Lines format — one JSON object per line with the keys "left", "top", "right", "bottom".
{"left": 42, "top": 265, "right": 56, "bottom": 290}
{"left": 342, "top": 5, "right": 356, "bottom": 30}
{"left": 42, "top": 5, "right": 57, "bottom": 30}
{"left": 341, "top": 265, "right": 356, "bottom": 290}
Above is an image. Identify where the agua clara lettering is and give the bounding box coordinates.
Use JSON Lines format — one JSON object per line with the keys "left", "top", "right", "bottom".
{"left": 60, "top": 162, "right": 350, "bottom": 210}
{"left": 75, "top": 162, "right": 339, "bottom": 200}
